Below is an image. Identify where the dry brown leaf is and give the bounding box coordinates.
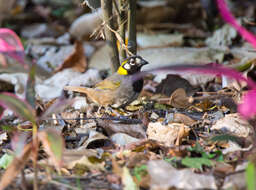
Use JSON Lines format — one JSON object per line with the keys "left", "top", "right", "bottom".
{"left": 147, "top": 122, "right": 190, "bottom": 146}
{"left": 172, "top": 113, "right": 196, "bottom": 126}
{"left": 0, "top": 143, "right": 32, "bottom": 190}
{"left": 55, "top": 40, "right": 87, "bottom": 73}
{"left": 169, "top": 88, "right": 191, "bottom": 108}
{"left": 62, "top": 149, "right": 98, "bottom": 167}
{"left": 38, "top": 129, "right": 64, "bottom": 171}
{"left": 175, "top": 124, "right": 188, "bottom": 146}
{"left": 97, "top": 120, "right": 147, "bottom": 139}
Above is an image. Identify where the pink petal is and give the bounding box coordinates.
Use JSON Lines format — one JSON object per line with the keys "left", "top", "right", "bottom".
{"left": 0, "top": 28, "right": 25, "bottom": 64}
{"left": 216, "top": 0, "right": 256, "bottom": 49}
{"left": 238, "top": 89, "right": 256, "bottom": 119}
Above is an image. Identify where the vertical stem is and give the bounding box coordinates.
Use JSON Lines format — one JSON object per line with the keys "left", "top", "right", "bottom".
{"left": 101, "top": 0, "right": 120, "bottom": 73}
{"left": 127, "top": 0, "right": 137, "bottom": 55}
{"left": 32, "top": 123, "right": 38, "bottom": 190}
{"left": 118, "top": 0, "right": 127, "bottom": 60}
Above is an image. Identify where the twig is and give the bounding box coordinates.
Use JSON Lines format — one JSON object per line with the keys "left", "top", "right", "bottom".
{"left": 127, "top": 0, "right": 137, "bottom": 54}
{"left": 101, "top": 0, "right": 120, "bottom": 73}
{"left": 21, "top": 170, "right": 27, "bottom": 190}
{"left": 49, "top": 180, "right": 80, "bottom": 190}
{"left": 117, "top": 0, "right": 127, "bottom": 60}
{"left": 106, "top": 24, "right": 133, "bottom": 56}
{"left": 45, "top": 116, "right": 142, "bottom": 124}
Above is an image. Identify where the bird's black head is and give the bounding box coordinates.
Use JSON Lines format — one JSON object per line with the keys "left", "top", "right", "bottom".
{"left": 117, "top": 55, "right": 148, "bottom": 75}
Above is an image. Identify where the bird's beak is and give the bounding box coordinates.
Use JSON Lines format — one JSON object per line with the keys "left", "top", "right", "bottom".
{"left": 141, "top": 60, "right": 149, "bottom": 66}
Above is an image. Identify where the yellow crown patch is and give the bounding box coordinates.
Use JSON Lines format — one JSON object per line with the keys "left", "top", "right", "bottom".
{"left": 117, "top": 60, "right": 128, "bottom": 75}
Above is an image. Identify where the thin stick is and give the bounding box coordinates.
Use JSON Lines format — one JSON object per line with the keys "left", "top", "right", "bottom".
{"left": 106, "top": 24, "right": 133, "bottom": 56}
{"left": 49, "top": 180, "right": 80, "bottom": 190}
{"left": 32, "top": 123, "right": 38, "bottom": 190}
{"left": 127, "top": 0, "right": 137, "bottom": 54}
{"left": 101, "top": 0, "right": 120, "bottom": 73}
{"left": 118, "top": 0, "right": 127, "bottom": 59}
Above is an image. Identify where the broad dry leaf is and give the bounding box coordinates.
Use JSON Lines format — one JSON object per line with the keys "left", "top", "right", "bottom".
{"left": 38, "top": 129, "right": 64, "bottom": 170}
{"left": 169, "top": 88, "right": 191, "bottom": 108}
{"left": 122, "top": 167, "right": 139, "bottom": 190}
{"left": 97, "top": 120, "right": 147, "bottom": 139}
{"left": 55, "top": 40, "right": 87, "bottom": 73}
{"left": 0, "top": 143, "right": 32, "bottom": 190}
{"left": 62, "top": 149, "right": 98, "bottom": 167}
{"left": 148, "top": 160, "right": 217, "bottom": 189}
{"left": 172, "top": 113, "right": 196, "bottom": 126}
{"left": 211, "top": 113, "right": 252, "bottom": 138}
{"left": 147, "top": 122, "right": 190, "bottom": 146}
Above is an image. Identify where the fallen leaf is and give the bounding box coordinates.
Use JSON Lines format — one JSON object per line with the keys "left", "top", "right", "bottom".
{"left": 148, "top": 160, "right": 217, "bottom": 190}
{"left": 111, "top": 133, "right": 140, "bottom": 146}
{"left": 38, "top": 129, "right": 64, "bottom": 170}
{"left": 169, "top": 88, "right": 191, "bottom": 108}
{"left": 82, "top": 130, "right": 109, "bottom": 148}
{"left": 0, "top": 153, "right": 13, "bottom": 169}
{"left": 156, "top": 74, "right": 194, "bottom": 97}
{"left": 122, "top": 167, "right": 139, "bottom": 190}
{"left": 97, "top": 120, "right": 146, "bottom": 139}
{"left": 147, "top": 122, "right": 190, "bottom": 146}
{"left": 0, "top": 143, "right": 32, "bottom": 190}
{"left": 55, "top": 41, "right": 87, "bottom": 73}
{"left": 172, "top": 113, "right": 196, "bottom": 126}
{"left": 0, "top": 92, "right": 36, "bottom": 124}
{"left": 211, "top": 113, "right": 252, "bottom": 138}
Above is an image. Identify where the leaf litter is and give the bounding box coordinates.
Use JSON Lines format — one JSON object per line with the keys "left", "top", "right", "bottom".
{"left": 1, "top": 0, "right": 256, "bottom": 190}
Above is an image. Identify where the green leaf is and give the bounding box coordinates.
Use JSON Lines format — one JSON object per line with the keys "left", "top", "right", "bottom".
{"left": 246, "top": 162, "right": 256, "bottom": 190}
{"left": 164, "top": 157, "right": 179, "bottom": 168}
{"left": 122, "top": 167, "right": 138, "bottom": 190}
{"left": 181, "top": 157, "right": 212, "bottom": 170}
{"left": 38, "top": 129, "right": 64, "bottom": 170}
{"left": 0, "top": 154, "right": 13, "bottom": 169}
{"left": 210, "top": 134, "right": 241, "bottom": 144}
{"left": 0, "top": 93, "right": 36, "bottom": 124}
{"left": 25, "top": 64, "right": 36, "bottom": 108}
{"left": 0, "top": 125, "right": 15, "bottom": 132}
{"left": 133, "top": 165, "right": 148, "bottom": 182}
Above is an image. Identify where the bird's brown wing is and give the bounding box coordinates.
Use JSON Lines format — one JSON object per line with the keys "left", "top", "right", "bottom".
{"left": 95, "top": 75, "right": 121, "bottom": 90}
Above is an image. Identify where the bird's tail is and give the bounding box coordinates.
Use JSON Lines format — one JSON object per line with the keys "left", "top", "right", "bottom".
{"left": 63, "top": 86, "right": 90, "bottom": 94}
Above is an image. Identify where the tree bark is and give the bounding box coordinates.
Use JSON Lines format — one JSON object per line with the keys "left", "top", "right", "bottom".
{"left": 101, "top": 0, "right": 120, "bottom": 72}
{"left": 127, "top": 0, "right": 137, "bottom": 55}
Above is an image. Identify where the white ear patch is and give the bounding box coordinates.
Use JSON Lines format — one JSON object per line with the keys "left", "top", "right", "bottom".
{"left": 124, "top": 63, "right": 131, "bottom": 70}
{"left": 136, "top": 57, "right": 141, "bottom": 64}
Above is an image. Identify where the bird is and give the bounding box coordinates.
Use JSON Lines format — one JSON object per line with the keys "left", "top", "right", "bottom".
{"left": 64, "top": 55, "right": 148, "bottom": 108}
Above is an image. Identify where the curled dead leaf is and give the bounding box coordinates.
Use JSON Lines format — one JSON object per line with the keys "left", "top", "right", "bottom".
{"left": 55, "top": 41, "right": 87, "bottom": 73}
{"left": 0, "top": 143, "right": 32, "bottom": 190}
{"left": 172, "top": 113, "right": 196, "bottom": 126}
{"left": 97, "top": 120, "right": 146, "bottom": 139}
{"left": 38, "top": 129, "right": 64, "bottom": 171}
{"left": 169, "top": 88, "right": 191, "bottom": 108}
{"left": 147, "top": 122, "right": 190, "bottom": 146}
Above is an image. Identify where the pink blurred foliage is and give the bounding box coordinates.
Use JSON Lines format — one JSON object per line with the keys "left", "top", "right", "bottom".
{"left": 216, "top": 0, "right": 256, "bottom": 49}
{"left": 216, "top": 0, "right": 256, "bottom": 118}
{"left": 238, "top": 90, "right": 256, "bottom": 119}
{"left": 0, "top": 28, "right": 25, "bottom": 66}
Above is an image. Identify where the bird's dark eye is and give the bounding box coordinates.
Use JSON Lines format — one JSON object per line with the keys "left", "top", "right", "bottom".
{"left": 130, "top": 58, "right": 135, "bottom": 65}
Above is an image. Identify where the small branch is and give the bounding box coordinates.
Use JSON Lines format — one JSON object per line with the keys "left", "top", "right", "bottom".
{"left": 127, "top": 0, "right": 137, "bottom": 55}
{"left": 45, "top": 116, "right": 142, "bottom": 124}
{"left": 118, "top": 0, "right": 127, "bottom": 60}
{"left": 101, "top": 0, "right": 120, "bottom": 73}
{"left": 106, "top": 24, "right": 133, "bottom": 56}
